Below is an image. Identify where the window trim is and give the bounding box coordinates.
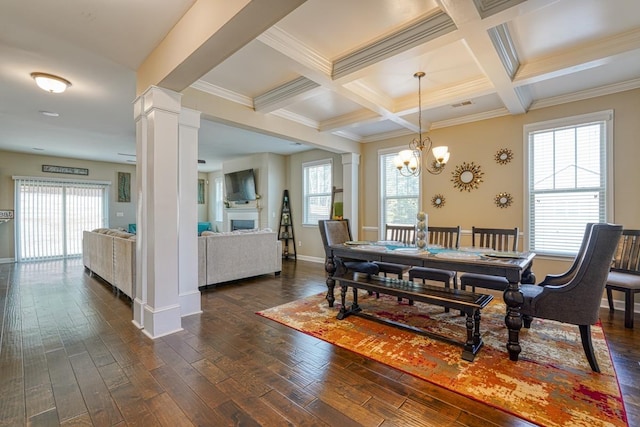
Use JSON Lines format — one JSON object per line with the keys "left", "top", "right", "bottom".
{"left": 302, "top": 158, "right": 333, "bottom": 226}
{"left": 523, "top": 109, "right": 614, "bottom": 255}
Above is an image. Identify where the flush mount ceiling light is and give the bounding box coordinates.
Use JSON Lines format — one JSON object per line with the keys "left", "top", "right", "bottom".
{"left": 30, "top": 72, "right": 71, "bottom": 93}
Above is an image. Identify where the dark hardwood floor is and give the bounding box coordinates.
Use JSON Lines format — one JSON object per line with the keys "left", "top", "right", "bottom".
{"left": 0, "top": 258, "right": 637, "bottom": 426}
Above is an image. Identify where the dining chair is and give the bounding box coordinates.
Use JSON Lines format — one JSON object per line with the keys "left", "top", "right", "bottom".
{"left": 606, "top": 229, "right": 640, "bottom": 328}
{"left": 374, "top": 224, "right": 416, "bottom": 280}
{"left": 409, "top": 226, "right": 461, "bottom": 289}
{"left": 520, "top": 223, "right": 623, "bottom": 372}
{"left": 459, "top": 227, "right": 519, "bottom": 293}
{"left": 318, "top": 219, "right": 379, "bottom": 277}
{"left": 384, "top": 224, "right": 416, "bottom": 245}
{"left": 538, "top": 223, "right": 595, "bottom": 286}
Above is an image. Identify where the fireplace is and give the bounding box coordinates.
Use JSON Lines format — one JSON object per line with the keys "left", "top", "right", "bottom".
{"left": 225, "top": 207, "right": 260, "bottom": 231}
{"left": 231, "top": 219, "right": 255, "bottom": 231}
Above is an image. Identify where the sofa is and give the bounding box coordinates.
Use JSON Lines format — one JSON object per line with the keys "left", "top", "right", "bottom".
{"left": 83, "top": 228, "right": 282, "bottom": 296}
{"left": 83, "top": 229, "right": 136, "bottom": 298}
{"left": 198, "top": 229, "right": 282, "bottom": 288}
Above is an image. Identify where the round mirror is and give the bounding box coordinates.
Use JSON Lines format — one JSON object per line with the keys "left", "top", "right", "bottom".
{"left": 460, "top": 170, "right": 474, "bottom": 183}
{"left": 494, "top": 192, "right": 513, "bottom": 208}
{"left": 495, "top": 148, "right": 514, "bottom": 165}
{"left": 431, "top": 194, "right": 445, "bottom": 208}
{"left": 451, "top": 162, "right": 484, "bottom": 192}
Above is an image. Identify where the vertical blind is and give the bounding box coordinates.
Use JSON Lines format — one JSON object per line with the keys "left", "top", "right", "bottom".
{"left": 303, "top": 159, "right": 332, "bottom": 225}
{"left": 379, "top": 152, "right": 419, "bottom": 233}
{"left": 527, "top": 117, "right": 608, "bottom": 255}
{"left": 14, "top": 177, "right": 109, "bottom": 261}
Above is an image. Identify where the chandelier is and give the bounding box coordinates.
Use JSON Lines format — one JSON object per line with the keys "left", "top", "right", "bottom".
{"left": 394, "top": 72, "right": 450, "bottom": 176}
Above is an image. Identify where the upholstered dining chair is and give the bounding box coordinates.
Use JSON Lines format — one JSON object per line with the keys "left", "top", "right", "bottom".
{"left": 318, "top": 219, "right": 379, "bottom": 277}
{"left": 409, "top": 226, "right": 461, "bottom": 289}
{"left": 606, "top": 229, "right": 640, "bottom": 328}
{"left": 538, "top": 223, "right": 595, "bottom": 286}
{"left": 374, "top": 224, "right": 416, "bottom": 280}
{"left": 459, "top": 227, "right": 519, "bottom": 293}
{"left": 520, "top": 223, "right": 623, "bottom": 372}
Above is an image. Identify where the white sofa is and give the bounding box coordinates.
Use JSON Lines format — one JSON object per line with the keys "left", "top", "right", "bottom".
{"left": 198, "top": 229, "right": 282, "bottom": 288}
{"left": 83, "top": 228, "right": 282, "bottom": 295}
{"left": 83, "top": 229, "right": 136, "bottom": 298}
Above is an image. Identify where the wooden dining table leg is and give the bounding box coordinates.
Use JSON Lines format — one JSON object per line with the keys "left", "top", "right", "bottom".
{"left": 504, "top": 281, "right": 524, "bottom": 361}
{"left": 324, "top": 255, "right": 337, "bottom": 307}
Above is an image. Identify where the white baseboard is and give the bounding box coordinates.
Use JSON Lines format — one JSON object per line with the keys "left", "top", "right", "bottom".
{"left": 600, "top": 297, "right": 640, "bottom": 314}
{"left": 0, "top": 258, "right": 15, "bottom": 264}
{"left": 295, "top": 255, "right": 324, "bottom": 264}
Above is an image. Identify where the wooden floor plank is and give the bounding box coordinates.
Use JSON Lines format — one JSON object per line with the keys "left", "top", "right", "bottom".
{"left": 45, "top": 348, "right": 87, "bottom": 423}
{"left": 68, "top": 351, "right": 123, "bottom": 426}
{"left": 0, "top": 259, "right": 637, "bottom": 427}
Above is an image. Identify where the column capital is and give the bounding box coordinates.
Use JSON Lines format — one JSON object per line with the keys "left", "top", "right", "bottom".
{"left": 341, "top": 152, "right": 360, "bottom": 166}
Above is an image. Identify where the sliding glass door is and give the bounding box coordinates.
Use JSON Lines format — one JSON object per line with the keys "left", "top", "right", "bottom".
{"left": 14, "top": 177, "right": 108, "bottom": 261}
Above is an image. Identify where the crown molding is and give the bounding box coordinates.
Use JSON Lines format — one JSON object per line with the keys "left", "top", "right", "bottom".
{"left": 530, "top": 78, "right": 640, "bottom": 110}
{"left": 270, "top": 109, "right": 319, "bottom": 129}
{"left": 254, "top": 77, "right": 320, "bottom": 112}
{"left": 333, "top": 11, "right": 456, "bottom": 79}
{"left": 258, "top": 25, "right": 332, "bottom": 76}
{"left": 472, "top": 0, "right": 527, "bottom": 19}
{"left": 488, "top": 23, "right": 519, "bottom": 79}
{"left": 189, "top": 80, "right": 252, "bottom": 107}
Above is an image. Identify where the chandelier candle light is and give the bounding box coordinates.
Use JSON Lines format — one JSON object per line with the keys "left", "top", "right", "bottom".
{"left": 394, "top": 72, "right": 450, "bottom": 176}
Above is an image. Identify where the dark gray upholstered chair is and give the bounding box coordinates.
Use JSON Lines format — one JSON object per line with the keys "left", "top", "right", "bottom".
{"left": 606, "top": 229, "right": 640, "bottom": 328}
{"left": 318, "top": 219, "right": 379, "bottom": 277}
{"left": 538, "top": 223, "right": 595, "bottom": 287}
{"left": 409, "top": 226, "right": 461, "bottom": 289}
{"left": 520, "top": 223, "right": 623, "bottom": 372}
{"left": 459, "top": 227, "right": 519, "bottom": 293}
{"left": 375, "top": 224, "right": 416, "bottom": 280}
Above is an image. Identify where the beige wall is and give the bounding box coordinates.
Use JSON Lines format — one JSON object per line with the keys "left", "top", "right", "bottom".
{"left": 360, "top": 88, "right": 640, "bottom": 280}
{"left": 0, "top": 151, "right": 137, "bottom": 261}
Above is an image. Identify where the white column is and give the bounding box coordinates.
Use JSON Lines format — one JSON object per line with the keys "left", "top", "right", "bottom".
{"left": 341, "top": 153, "right": 360, "bottom": 239}
{"left": 178, "top": 108, "right": 202, "bottom": 317}
{"left": 133, "top": 96, "right": 147, "bottom": 329}
{"left": 133, "top": 86, "right": 183, "bottom": 339}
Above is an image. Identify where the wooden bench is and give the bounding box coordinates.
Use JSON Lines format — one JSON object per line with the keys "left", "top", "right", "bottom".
{"left": 333, "top": 272, "right": 493, "bottom": 361}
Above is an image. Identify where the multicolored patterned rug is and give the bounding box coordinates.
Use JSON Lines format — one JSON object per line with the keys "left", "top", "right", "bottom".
{"left": 257, "top": 292, "right": 628, "bottom": 427}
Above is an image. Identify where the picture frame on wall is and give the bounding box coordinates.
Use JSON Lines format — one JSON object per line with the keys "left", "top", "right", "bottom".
{"left": 118, "top": 172, "right": 131, "bottom": 203}
{"left": 198, "top": 179, "right": 205, "bottom": 204}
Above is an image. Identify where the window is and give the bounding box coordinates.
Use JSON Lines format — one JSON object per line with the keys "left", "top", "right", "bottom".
{"left": 525, "top": 110, "right": 613, "bottom": 256}
{"left": 303, "top": 159, "right": 332, "bottom": 225}
{"left": 379, "top": 149, "right": 419, "bottom": 237}
{"left": 14, "top": 176, "right": 109, "bottom": 261}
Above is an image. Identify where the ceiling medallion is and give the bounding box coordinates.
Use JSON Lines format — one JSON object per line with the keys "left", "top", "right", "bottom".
{"left": 451, "top": 162, "right": 484, "bottom": 192}
{"left": 494, "top": 192, "right": 513, "bottom": 208}
{"left": 495, "top": 148, "right": 514, "bottom": 165}
{"left": 431, "top": 194, "right": 446, "bottom": 208}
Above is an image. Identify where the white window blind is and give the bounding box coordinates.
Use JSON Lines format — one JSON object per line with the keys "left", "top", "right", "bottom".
{"left": 379, "top": 150, "right": 419, "bottom": 237}
{"left": 525, "top": 111, "right": 612, "bottom": 256}
{"left": 14, "top": 177, "right": 109, "bottom": 261}
{"left": 303, "top": 159, "right": 332, "bottom": 225}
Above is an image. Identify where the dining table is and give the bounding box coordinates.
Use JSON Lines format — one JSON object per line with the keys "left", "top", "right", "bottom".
{"left": 325, "top": 241, "right": 536, "bottom": 362}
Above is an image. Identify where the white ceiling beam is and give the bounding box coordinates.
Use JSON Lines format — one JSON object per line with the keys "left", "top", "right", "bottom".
{"left": 136, "top": 0, "right": 307, "bottom": 95}
{"left": 514, "top": 27, "right": 640, "bottom": 87}
{"left": 438, "top": 0, "right": 528, "bottom": 114}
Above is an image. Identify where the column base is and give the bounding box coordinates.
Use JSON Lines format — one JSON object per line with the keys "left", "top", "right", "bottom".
{"left": 180, "top": 290, "right": 203, "bottom": 317}
{"left": 142, "top": 303, "right": 183, "bottom": 339}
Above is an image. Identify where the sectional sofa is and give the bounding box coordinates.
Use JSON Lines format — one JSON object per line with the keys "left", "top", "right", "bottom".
{"left": 83, "top": 228, "right": 282, "bottom": 297}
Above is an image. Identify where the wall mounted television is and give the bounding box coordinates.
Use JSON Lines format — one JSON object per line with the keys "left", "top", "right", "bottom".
{"left": 224, "top": 168, "right": 257, "bottom": 202}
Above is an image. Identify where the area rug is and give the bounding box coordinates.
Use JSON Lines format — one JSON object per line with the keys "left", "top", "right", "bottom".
{"left": 257, "top": 292, "right": 628, "bottom": 427}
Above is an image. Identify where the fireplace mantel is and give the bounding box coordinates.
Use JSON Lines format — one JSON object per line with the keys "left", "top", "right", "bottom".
{"left": 225, "top": 207, "right": 261, "bottom": 231}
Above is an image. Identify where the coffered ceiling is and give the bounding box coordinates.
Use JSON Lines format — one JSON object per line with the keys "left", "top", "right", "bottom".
{"left": 1, "top": 0, "right": 639, "bottom": 171}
